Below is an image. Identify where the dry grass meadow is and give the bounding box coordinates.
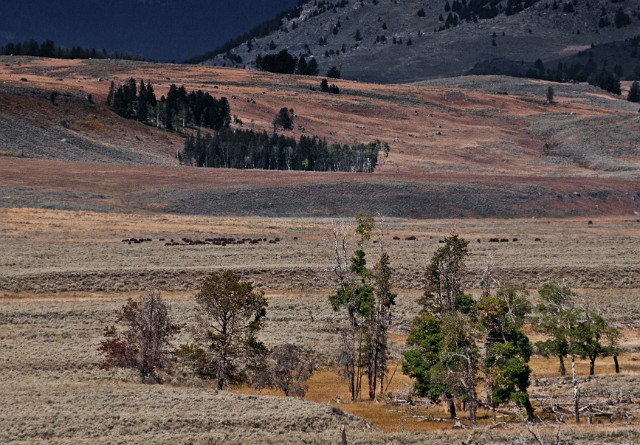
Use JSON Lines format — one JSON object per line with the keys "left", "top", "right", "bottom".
{"left": 1, "top": 208, "right": 640, "bottom": 444}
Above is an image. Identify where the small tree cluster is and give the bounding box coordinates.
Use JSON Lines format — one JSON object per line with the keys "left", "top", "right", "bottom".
{"left": 403, "top": 234, "right": 622, "bottom": 424}
{"left": 404, "top": 235, "right": 535, "bottom": 423}
{"left": 101, "top": 272, "right": 314, "bottom": 396}
{"left": 107, "top": 79, "right": 230, "bottom": 132}
{"left": 320, "top": 78, "right": 340, "bottom": 94}
{"left": 296, "top": 56, "right": 320, "bottom": 76}
{"left": 533, "top": 282, "right": 620, "bottom": 377}
{"left": 255, "top": 50, "right": 320, "bottom": 76}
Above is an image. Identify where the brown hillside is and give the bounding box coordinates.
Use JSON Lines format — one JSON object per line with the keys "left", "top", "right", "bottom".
{"left": 0, "top": 57, "right": 639, "bottom": 217}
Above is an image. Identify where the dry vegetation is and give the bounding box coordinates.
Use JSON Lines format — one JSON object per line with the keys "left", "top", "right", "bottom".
{"left": 1, "top": 208, "right": 640, "bottom": 443}
{"left": 1, "top": 58, "right": 640, "bottom": 443}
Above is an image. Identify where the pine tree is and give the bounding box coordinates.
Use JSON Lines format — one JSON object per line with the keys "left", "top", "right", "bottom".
{"left": 628, "top": 81, "right": 640, "bottom": 103}
{"left": 106, "top": 81, "right": 115, "bottom": 107}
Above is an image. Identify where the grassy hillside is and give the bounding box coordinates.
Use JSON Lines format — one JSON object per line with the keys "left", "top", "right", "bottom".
{"left": 0, "top": 57, "right": 639, "bottom": 218}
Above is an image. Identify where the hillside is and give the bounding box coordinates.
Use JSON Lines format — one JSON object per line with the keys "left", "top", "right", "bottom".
{"left": 0, "top": 56, "right": 639, "bottom": 218}
{"left": 198, "top": 0, "right": 640, "bottom": 83}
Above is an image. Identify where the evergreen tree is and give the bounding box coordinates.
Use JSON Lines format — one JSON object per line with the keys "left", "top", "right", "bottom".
{"left": 179, "top": 271, "right": 268, "bottom": 390}
{"left": 327, "top": 66, "right": 341, "bottom": 79}
{"left": 546, "top": 86, "right": 555, "bottom": 103}
{"left": 628, "top": 81, "right": 640, "bottom": 103}
{"left": 307, "top": 58, "right": 319, "bottom": 76}
{"left": 106, "top": 81, "right": 115, "bottom": 107}
{"left": 273, "top": 107, "right": 294, "bottom": 130}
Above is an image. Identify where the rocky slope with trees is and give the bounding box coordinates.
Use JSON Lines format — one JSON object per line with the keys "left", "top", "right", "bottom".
{"left": 196, "top": 0, "right": 640, "bottom": 83}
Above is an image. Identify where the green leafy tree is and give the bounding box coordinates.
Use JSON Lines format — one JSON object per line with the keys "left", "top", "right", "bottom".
{"left": 605, "top": 325, "right": 621, "bottom": 373}
{"left": 404, "top": 233, "right": 477, "bottom": 421}
{"left": 404, "top": 312, "right": 478, "bottom": 420}
{"left": 330, "top": 213, "right": 375, "bottom": 400}
{"left": 532, "top": 282, "right": 578, "bottom": 375}
{"left": 180, "top": 271, "right": 268, "bottom": 389}
{"left": 403, "top": 313, "right": 448, "bottom": 404}
{"left": 478, "top": 285, "right": 535, "bottom": 421}
{"left": 100, "top": 290, "right": 179, "bottom": 383}
{"left": 439, "top": 313, "right": 479, "bottom": 422}
{"left": 570, "top": 309, "right": 613, "bottom": 376}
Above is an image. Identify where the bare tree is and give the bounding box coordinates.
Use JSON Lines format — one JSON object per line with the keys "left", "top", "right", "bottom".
{"left": 99, "top": 290, "right": 179, "bottom": 383}
{"left": 264, "top": 344, "right": 315, "bottom": 397}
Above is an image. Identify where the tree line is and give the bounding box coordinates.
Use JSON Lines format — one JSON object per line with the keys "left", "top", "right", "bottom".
{"left": 182, "top": 128, "right": 387, "bottom": 173}
{"left": 1, "top": 39, "right": 148, "bottom": 61}
{"left": 254, "top": 50, "right": 319, "bottom": 75}
{"left": 526, "top": 57, "right": 624, "bottom": 95}
{"left": 107, "top": 78, "right": 231, "bottom": 132}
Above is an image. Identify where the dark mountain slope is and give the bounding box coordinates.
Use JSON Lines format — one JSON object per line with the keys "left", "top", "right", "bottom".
{"left": 197, "top": 0, "right": 640, "bottom": 83}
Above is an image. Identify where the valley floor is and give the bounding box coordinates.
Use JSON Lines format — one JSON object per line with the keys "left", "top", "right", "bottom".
{"left": 1, "top": 208, "right": 640, "bottom": 443}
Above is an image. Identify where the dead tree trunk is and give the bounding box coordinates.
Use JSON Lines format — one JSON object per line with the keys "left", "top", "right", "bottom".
{"left": 571, "top": 354, "right": 580, "bottom": 424}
